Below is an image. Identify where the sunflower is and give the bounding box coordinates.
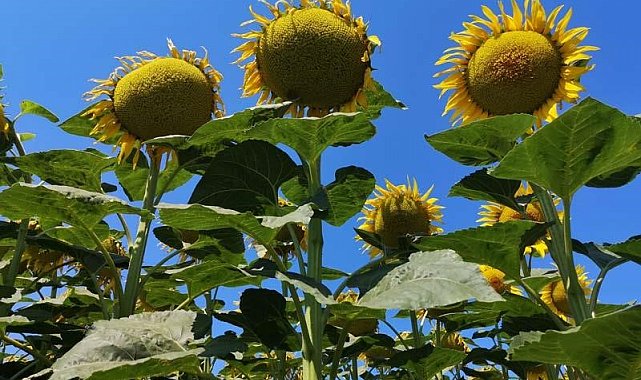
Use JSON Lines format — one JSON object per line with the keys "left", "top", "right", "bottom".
{"left": 357, "top": 179, "right": 443, "bottom": 258}
{"left": 435, "top": 0, "right": 597, "bottom": 126}
{"left": 84, "top": 39, "right": 224, "bottom": 166}
{"left": 0, "top": 104, "right": 8, "bottom": 136}
{"left": 440, "top": 331, "right": 470, "bottom": 352}
{"left": 540, "top": 265, "right": 591, "bottom": 322}
{"left": 330, "top": 290, "right": 378, "bottom": 336}
{"left": 249, "top": 198, "right": 308, "bottom": 260}
{"left": 478, "top": 182, "right": 561, "bottom": 257}
{"left": 479, "top": 265, "right": 522, "bottom": 295}
{"left": 233, "top": 0, "right": 380, "bottom": 117}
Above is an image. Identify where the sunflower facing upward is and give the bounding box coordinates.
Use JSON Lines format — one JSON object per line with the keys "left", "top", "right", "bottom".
{"left": 84, "top": 39, "right": 224, "bottom": 166}
{"left": 233, "top": 0, "right": 380, "bottom": 117}
{"left": 435, "top": 0, "right": 597, "bottom": 126}
{"left": 357, "top": 179, "right": 443, "bottom": 258}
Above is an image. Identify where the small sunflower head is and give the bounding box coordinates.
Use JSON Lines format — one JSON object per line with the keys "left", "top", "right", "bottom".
{"left": 540, "top": 265, "right": 592, "bottom": 322}
{"left": 435, "top": 0, "right": 597, "bottom": 126}
{"left": 84, "top": 39, "right": 224, "bottom": 165}
{"left": 527, "top": 365, "right": 549, "bottom": 380}
{"left": 478, "top": 182, "right": 560, "bottom": 257}
{"left": 234, "top": 0, "right": 380, "bottom": 117}
{"left": 479, "top": 265, "right": 521, "bottom": 295}
{"left": 357, "top": 179, "right": 443, "bottom": 258}
{"left": 330, "top": 290, "right": 378, "bottom": 336}
{"left": 440, "top": 331, "right": 470, "bottom": 352}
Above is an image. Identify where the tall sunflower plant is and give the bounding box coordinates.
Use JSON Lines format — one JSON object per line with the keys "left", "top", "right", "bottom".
{"left": 0, "top": 1, "right": 639, "bottom": 380}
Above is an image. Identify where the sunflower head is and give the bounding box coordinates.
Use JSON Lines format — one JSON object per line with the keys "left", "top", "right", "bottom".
{"left": 435, "top": 0, "right": 597, "bottom": 126}
{"left": 541, "top": 265, "right": 592, "bottom": 322}
{"left": 357, "top": 179, "right": 443, "bottom": 258}
{"left": 234, "top": 0, "right": 380, "bottom": 117}
{"left": 478, "top": 182, "right": 560, "bottom": 256}
{"left": 479, "top": 265, "right": 521, "bottom": 295}
{"left": 84, "top": 39, "right": 224, "bottom": 165}
{"left": 440, "top": 331, "right": 470, "bottom": 352}
{"left": 527, "top": 365, "right": 549, "bottom": 380}
{"left": 331, "top": 290, "right": 378, "bottom": 336}
{"left": 0, "top": 104, "right": 8, "bottom": 136}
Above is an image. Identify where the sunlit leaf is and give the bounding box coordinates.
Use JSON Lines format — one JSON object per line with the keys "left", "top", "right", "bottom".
{"left": 59, "top": 104, "right": 122, "bottom": 144}
{"left": 604, "top": 235, "right": 641, "bottom": 266}
{"left": 19, "top": 100, "right": 59, "bottom": 122}
{"left": 493, "top": 98, "right": 641, "bottom": 199}
{"left": 509, "top": 306, "right": 641, "bottom": 379}
{"left": 115, "top": 154, "right": 193, "bottom": 202}
{"left": 426, "top": 114, "right": 535, "bottom": 166}
{"left": 358, "top": 250, "right": 503, "bottom": 310}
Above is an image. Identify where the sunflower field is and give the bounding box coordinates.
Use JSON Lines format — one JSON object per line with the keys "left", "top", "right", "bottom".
{"left": 0, "top": 0, "right": 640, "bottom": 379}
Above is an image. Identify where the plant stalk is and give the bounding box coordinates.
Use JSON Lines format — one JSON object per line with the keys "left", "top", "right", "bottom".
{"left": 302, "top": 157, "right": 324, "bottom": 380}
{"left": 120, "top": 154, "right": 161, "bottom": 317}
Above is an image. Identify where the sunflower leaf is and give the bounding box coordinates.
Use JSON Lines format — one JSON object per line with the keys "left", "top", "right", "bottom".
{"left": 19, "top": 100, "right": 59, "bottom": 122}
{"left": 362, "top": 79, "right": 407, "bottom": 118}
{"left": 413, "top": 221, "right": 539, "bottom": 278}
{"left": 3, "top": 149, "right": 114, "bottom": 192}
{"left": 572, "top": 239, "right": 627, "bottom": 270}
{"left": 508, "top": 306, "right": 641, "bottom": 379}
{"left": 603, "top": 235, "right": 641, "bottom": 266}
{"left": 168, "top": 260, "right": 260, "bottom": 296}
{"left": 115, "top": 154, "right": 193, "bottom": 202}
{"left": 386, "top": 344, "right": 467, "bottom": 378}
{"left": 493, "top": 98, "right": 641, "bottom": 199}
{"left": 425, "top": 114, "right": 535, "bottom": 166}
{"left": 59, "top": 103, "right": 123, "bottom": 144}
{"left": 319, "top": 166, "right": 375, "bottom": 226}
{"left": 449, "top": 168, "right": 522, "bottom": 211}
{"left": 358, "top": 250, "right": 503, "bottom": 310}
{"left": 0, "top": 183, "right": 148, "bottom": 228}
{"left": 189, "top": 140, "right": 298, "bottom": 214}
{"left": 248, "top": 112, "right": 376, "bottom": 162}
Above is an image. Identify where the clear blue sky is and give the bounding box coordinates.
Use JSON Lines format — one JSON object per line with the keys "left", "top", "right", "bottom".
{"left": 2, "top": 0, "right": 640, "bottom": 310}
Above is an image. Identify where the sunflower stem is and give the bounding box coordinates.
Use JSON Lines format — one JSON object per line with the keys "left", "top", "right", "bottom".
{"left": 120, "top": 153, "right": 161, "bottom": 317}
{"left": 513, "top": 276, "right": 567, "bottom": 330}
{"left": 329, "top": 327, "right": 349, "bottom": 380}
{"left": 303, "top": 157, "right": 324, "bottom": 380}
{"left": 410, "top": 310, "right": 422, "bottom": 348}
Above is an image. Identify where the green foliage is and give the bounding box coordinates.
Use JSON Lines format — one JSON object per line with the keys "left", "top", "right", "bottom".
{"left": 18, "top": 100, "right": 59, "bottom": 122}
{"left": 449, "top": 169, "right": 523, "bottom": 211}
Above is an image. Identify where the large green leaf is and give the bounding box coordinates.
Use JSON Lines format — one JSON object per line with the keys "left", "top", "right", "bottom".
{"left": 189, "top": 140, "right": 298, "bottom": 213}
{"left": 19, "top": 100, "right": 59, "bottom": 122}
{"left": 387, "top": 345, "right": 467, "bottom": 378}
{"left": 426, "top": 114, "right": 535, "bottom": 166}
{"left": 239, "top": 288, "right": 300, "bottom": 351}
{"left": 413, "top": 221, "right": 540, "bottom": 278}
{"left": 509, "top": 306, "right": 641, "bottom": 379}
{"left": 358, "top": 250, "right": 503, "bottom": 310}
{"left": 604, "top": 235, "right": 641, "bottom": 265}
{"left": 7, "top": 149, "right": 113, "bottom": 192}
{"left": 0, "top": 183, "right": 147, "bottom": 227}
{"left": 361, "top": 80, "right": 407, "bottom": 118}
{"left": 493, "top": 98, "right": 641, "bottom": 199}
{"left": 449, "top": 169, "right": 522, "bottom": 211}
{"left": 248, "top": 112, "right": 376, "bottom": 162}
{"left": 169, "top": 260, "right": 260, "bottom": 296}
{"left": 320, "top": 166, "right": 375, "bottom": 226}
{"left": 59, "top": 104, "right": 122, "bottom": 144}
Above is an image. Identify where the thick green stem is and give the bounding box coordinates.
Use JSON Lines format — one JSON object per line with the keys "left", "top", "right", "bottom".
{"left": 328, "top": 327, "right": 349, "bottom": 380}
{"left": 410, "top": 310, "right": 422, "bottom": 348}
{"left": 303, "top": 157, "right": 324, "bottom": 380}
{"left": 120, "top": 156, "right": 161, "bottom": 317}
{"left": 4, "top": 220, "right": 29, "bottom": 288}
{"left": 532, "top": 185, "right": 589, "bottom": 324}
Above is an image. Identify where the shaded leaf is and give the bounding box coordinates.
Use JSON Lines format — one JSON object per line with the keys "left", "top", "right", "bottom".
{"left": 189, "top": 140, "right": 298, "bottom": 213}
{"left": 115, "top": 155, "right": 192, "bottom": 202}
{"left": 387, "top": 344, "right": 467, "bottom": 378}
{"left": 320, "top": 166, "right": 375, "bottom": 226}
{"left": 509, "top": 306, "right": 641, "bottom": 379}
{"left": 493, "top": 98, "right": 641, "bottom": 199}
{"left": 169, "top": 260, "right": 260, "bottom": 296}
{"left": 604, "top": 236, "right": 641, "bottom": 266}
{"left": 240, "top": 288, "right": 300, "bottom": 351}
{"left": 573, "top": 239, "right": 627, "bottom": 270}
{"left": 449, "top": 169, "right": 522, "bottom": 211}
{"left": 203, "top": 332, "right": 248, "bottom": 360}
{"left": 59, "top": 104, "right": 121, "bottom": 144}
{"left": 19, "top": 100, "right": 59, "bottom": 122}
{"left": 358, "top": 250, "right": 503, "bottom": 310}
{"left": 426, "top": 114, "right": 535, "bottom": 166}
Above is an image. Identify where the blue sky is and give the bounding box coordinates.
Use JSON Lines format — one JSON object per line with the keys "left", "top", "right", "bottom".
{"left": 2, "top": 0, "right": 640, "bottom": 312}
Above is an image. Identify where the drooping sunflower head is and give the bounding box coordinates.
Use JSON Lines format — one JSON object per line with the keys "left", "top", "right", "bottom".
{"left": 435, "top": 0, "right": 597, "bottom": 126}
{"left": 478, "top": 182, "right": 561, "bottom": 256}
{"left": 479, "top": 265, "right": 522, "bottom": 295}
{"left": 84, "top": 39, "right": 224, "bottom": 165}
{"left": 234, "top": 0, "right": 380, "bottom": 117}
{"left": 357, "top": 179, "right": 443, "bottom": 258}
{"left": 540, "top": 265, "right": 592, "bottom": 322}
{"left": 440, "top": 331, "right": 470, "bottom": 352}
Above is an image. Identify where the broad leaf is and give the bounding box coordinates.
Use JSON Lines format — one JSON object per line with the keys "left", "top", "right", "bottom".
{"left": 169, "top": 260, "right": 260, "bottom": 296}
{"left": 387, "top": 344, "right": 467, "bottom": 378}
{"left": 19, "top": 100, "right": 59, "bottom": 122}
{"left": 509, "top": 306, "right": 641, "bottom": 379}
{"left": 7, "top": 149, "right": 113, "bottom": 192}
{"left": 361, "top": 80, "right": 407, "bottom": 118}
{"left": 573, "top": 239, "right": 627, "bottom": 270}
{"left": 413, "top": 221, "right": 540, "bottom": 278}
{"left": 604, "top": 236, "right": 641, "bottom": 265}
{"left": 239, "top": 288, "right": 300, "bottom": 351}
{"left": 59, "top": 104, "right": 121, "bottom": 144}
{"left": 189, "top": 140, "right": 298, "bottom": 213}
{"left": 115, "top": 154, "right": 193, "bottom": 202}
{"left": 493, "top": 98, "right": 641, "bottom": 199}
{"left": 321, "top": 166, "right": 375, "bottom": 226}
{"left": 248, "top": 112, "right": 376, "bottom": 162}
{"left": 0, "top": 183, "right": 147, "bottom": 227}
{"left": 358, "top": 250, "right": 503, "bottom": 310}
{"left": 449, "top": 169, "right": 522, "bottom": 211}
{"left": 426, "top": 114, "right": 535, "bottom": 166}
